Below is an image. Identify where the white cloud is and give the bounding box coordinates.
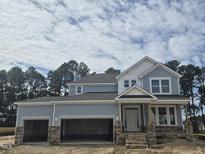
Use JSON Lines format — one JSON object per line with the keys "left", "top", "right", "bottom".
{"left": 0, "top": 0, "right": 204, "bottom": 74}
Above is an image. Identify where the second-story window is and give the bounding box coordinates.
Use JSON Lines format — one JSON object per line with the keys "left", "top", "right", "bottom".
{"left": 151, "top": 79, "right": 160, "bottom": 93}
{"left": 124, "top": 80, "right": 129, "bottom": 88}
{"left": 76, "top": 86, "right": 83, "bottom": 94}
{"left": 161, "top": 79, "right": 170, "bottom": 93}
{"left": 150, "top": 78, "right": 171, "bottom": 94}
{"left": 131, "top": 80, "right": 136, "bottom": 86}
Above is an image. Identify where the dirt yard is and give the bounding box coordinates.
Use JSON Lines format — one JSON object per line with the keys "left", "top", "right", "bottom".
{"left": 0, "top": 136, "right": 205, "bottom": 154}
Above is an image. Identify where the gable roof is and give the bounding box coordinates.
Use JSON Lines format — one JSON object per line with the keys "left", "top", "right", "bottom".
{"left": 116, "top": 56, "right": 157, "bottom": 80}
{"left": 15, "top": 92, "right": 118, "bottom": 104}
{"left": 115, "top": 85, "right": 157, "bottom": 100}
{"left": 138, "top": 63, "right": 182, "bottom": 78}
{"left": 68, "top": 73, "right": 118, "bottom": 85}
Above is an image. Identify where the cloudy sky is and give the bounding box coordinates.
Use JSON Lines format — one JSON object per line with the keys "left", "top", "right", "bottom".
{"left": 0, "top": 0, "right": 205, "bottom": 74}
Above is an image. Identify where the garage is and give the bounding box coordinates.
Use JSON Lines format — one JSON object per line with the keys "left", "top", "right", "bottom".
{"left": 23, "top": 120, "right": 49, "bottom": 143}
{"left": 60, "top": 119, "right": 113, "bottom": 142}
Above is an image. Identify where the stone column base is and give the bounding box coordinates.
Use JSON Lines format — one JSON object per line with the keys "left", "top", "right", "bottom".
{"left": 48, "top": 126, "right": 60, "bottom": 145}
{"left": 15, "top": 127, "right": 23, "bottom": 145}
{"left": 114, "top": 121, "right": 125, "bottom": 146}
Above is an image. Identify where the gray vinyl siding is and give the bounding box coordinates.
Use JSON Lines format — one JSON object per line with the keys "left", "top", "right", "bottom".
{"left": 16, "top": 105, "right": 53, "bottom": 127}
{"left": 142, "top": 67, "right": 179, "bottom": 94}
{"left": 69, "top": 84, "right": 117, "bottom": 96}
{"left": 54, "top": 103, "right": 119, "bottom": 126}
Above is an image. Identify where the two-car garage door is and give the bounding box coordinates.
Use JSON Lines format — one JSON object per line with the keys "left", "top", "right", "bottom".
{"left": 22, "top": 119, "right": 113, "bottom": 143}
{"left": 61, "top": 119, "right": 113, "bottom": 142}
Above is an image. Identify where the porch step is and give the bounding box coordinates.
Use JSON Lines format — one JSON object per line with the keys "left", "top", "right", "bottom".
{"left": 125, "top": 134, "right": 148, "bottom": 149}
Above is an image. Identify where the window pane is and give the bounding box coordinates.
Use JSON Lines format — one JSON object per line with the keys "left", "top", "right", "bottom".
{"left": 161, "top": 80, "right": 169, "bottom": 86}
{"left": 152, "top": 87, "right": 160, "bottom": 93}
{"left": 131, "top": 80, "right": 136, "bottom": 86}
{"left": 124, "top": 80, "right": 129, "bottom": 87}
{"left": 158, "top": 107, "right": 167, "bottom": 125}
{"left": 77, "top": 86, "right": 82, "bottom": 93}
{"left": 162, "top": 87, "right": 170, "bottom": 93}
{"left": 161, "top": 79, "right": 170, "bottom": 93}
{"left": 151, "top": 80, "right": 160, "bottom": 93}
{"left": 152, "top": 80, "right": 159, "bottom": 86}
{"left": 169, "top": 107, "right": 176, "bottom": 125}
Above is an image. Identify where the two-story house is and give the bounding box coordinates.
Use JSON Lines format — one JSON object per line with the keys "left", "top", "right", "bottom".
{"left": 15, "top": 56, "right": 189, "bottom": 147}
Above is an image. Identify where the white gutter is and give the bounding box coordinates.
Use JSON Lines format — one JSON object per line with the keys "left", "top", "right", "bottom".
{"left": 15, "top": 100, "right": 116, "bottom": 105}
{"left": 67, "top": 83, "right": 116, "bottom": 86}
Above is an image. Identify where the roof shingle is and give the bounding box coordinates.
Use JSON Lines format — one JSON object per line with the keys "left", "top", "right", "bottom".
{"left": 17, "top": 92, "right": 118, "bottom": 103}
{"left": 69, "top": 73, "right": 117, "bottom": 84}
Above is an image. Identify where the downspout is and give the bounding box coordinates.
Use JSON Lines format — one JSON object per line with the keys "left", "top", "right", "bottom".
{"left": 52, "top": 103, "right": 56, "bottom": 126}
{"left": 15, "top": 105, "right": 19, "bottom": 127}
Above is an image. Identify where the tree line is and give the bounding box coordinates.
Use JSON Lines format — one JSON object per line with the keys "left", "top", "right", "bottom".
{"left": 165, "top": 60, "right": 205, "bottom": 132}
{"left": 0, "top": 59, "right": 204, "bottom": 131}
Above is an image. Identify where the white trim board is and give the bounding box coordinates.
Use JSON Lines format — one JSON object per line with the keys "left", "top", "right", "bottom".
{"left": 115, "top": 84, "right": 157, "bottom": 100}
{"left": 68, "top": 83, "right": 117, "bottom": 86}
{"left": 21, "top": 116, "right": 51, "bottom": 126}
{"left": 15, "top": 100, "right": 116, "bottom": 105}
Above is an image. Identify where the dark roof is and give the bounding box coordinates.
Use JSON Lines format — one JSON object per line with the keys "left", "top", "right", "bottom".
{"left": 17, "top": 92, "right": 118, "bottom": 103}
{"left": 69, "top": 73, "right": 117, "bottom": 84}
{"left": 120, "top": 95, "right": 152, "bottom": 98}
{"left": 155, "top": 95, "right": 189, "bottom": 100}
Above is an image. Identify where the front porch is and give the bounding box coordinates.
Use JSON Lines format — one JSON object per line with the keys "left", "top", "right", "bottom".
{"left": 119, "top": 103, "right": 184, "bottom": 133}
{"left": 114, "top": 85, "right": 190, "bottom": 148}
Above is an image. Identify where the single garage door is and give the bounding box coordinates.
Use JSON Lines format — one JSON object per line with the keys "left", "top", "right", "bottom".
{"left": 23, "top": 120, "right": 49, "bottom": 143}
{"left": 61, "top": 119, "right": 113, "bottom": 142}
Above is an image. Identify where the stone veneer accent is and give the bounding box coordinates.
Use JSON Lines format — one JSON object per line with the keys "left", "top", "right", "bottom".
{"left": 15, "top": 127, "right": 23, "bottom": 145}
{"left": 155, "top": 126, "right": 183, "bottom": 133}
{"left": 48, "top": 126, "right": 60, "bottom": 145}
{"left": 146, "top": 133, "right": 157, "bottom": 146}
{"left": 186, "top": 120, "right": 193, "bottom": 134}
{"left": 115, "top": 121, "right": 125, "bottom": 146}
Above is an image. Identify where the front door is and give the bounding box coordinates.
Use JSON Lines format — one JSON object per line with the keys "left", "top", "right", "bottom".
{"left": 124, "top": 107, "right": 140, "bottom": 132}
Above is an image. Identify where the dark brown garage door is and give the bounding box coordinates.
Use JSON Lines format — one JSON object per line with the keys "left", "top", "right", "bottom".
{"left": 61, "top": 119, "right": 113, "bottom": 142}
{"left": 23, "top": 120, "right": 49, "bottom": 142}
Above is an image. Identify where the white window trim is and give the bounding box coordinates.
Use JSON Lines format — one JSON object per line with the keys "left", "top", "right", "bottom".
{"left": 151, "top": 105, "right": 178, "bottom": 126}
{"left": 75, "top": 85, "right": 83, "bottom": 94}
{"left": 149, "top": 77, "right": 172, "bottom": 94}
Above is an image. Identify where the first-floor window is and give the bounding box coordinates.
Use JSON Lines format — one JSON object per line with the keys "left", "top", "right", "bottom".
{"left": 169, "top": 107, "right": 176, "bottom": 125}
{"left": 158, "top": 107, "right": 167, "bottom": 125}
{"left": 151, "top": 106, "right": 177, "bottom": 126}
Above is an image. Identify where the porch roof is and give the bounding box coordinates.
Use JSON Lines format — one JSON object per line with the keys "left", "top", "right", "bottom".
{"left": 155, "top": 95, "right": 188, "bottom": 100}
